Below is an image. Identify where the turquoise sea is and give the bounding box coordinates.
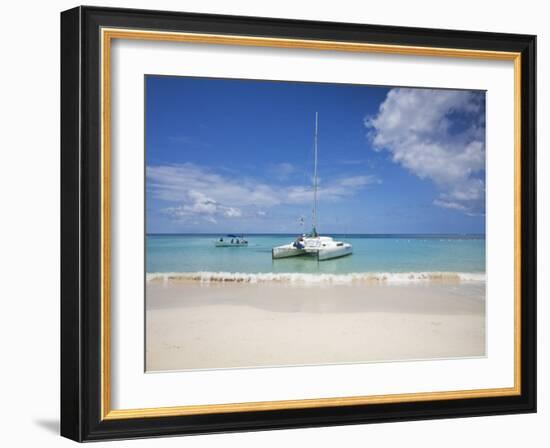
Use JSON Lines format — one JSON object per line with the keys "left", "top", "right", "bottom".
{"left": 146, "top": 234, "right": 485, "bottom": 278}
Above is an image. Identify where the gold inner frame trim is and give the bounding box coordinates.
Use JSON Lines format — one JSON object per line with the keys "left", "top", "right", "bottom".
{"left": 100, "top": 27, "right": 522, "bottom": 421}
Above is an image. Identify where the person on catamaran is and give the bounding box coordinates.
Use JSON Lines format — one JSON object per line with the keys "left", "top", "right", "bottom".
{"left": 293, "top": 236, "right": 304, "bottom": 249}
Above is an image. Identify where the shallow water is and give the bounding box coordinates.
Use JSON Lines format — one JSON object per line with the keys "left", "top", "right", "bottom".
{"left": 146, "top": 234, "right": 485, "bottom": 275}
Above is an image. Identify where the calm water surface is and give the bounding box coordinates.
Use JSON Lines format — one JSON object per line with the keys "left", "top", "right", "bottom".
{"left": 146, "top": 234, "right": 485, "bottom": 275}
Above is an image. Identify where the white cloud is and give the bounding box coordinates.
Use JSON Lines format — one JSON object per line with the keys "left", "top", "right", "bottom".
{"left": 164, "top": 190, "right": 243, "bottom": 222}
{"left": 223, "top": 207, "right": 242, "bottom": 218}
{"left": 338, "top": 175, "right": 379, "bottom": 188}
{"left": 285, "top": 175, "right": 379, "bottom": 203}
{"left": 269, "top": 162, "right": 296, "bottom": 180}
{"left": 365, "top": 88, "right": 485, "bottom": 214}
{"left": 147, "top": 163, "right": 378, "bottom": 223}
{"left": 433, "top": 199, "right": 468, "bottom": 212}
{"left": 147, "top": 163, "right": 279, "bottom": 208}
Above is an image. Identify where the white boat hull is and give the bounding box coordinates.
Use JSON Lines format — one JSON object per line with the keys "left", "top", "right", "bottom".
{"left": 215, "top": 242, "right": 248, "bottom": 247}
{"left": 272, "top": 239, "right": 352, "bottom": 261}
{"left": 304, "top": 236, "right": 353, "bottom": 261}
{"left": 317, "top": 244, "right": 353, "bottom": 260}
{"left": 272, "top": 244, "right": 306, "bottom": 259}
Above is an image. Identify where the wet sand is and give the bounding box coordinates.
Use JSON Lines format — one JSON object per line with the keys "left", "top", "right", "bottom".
{"left": 146, "top": 281, "right": 485, "bottom": 371}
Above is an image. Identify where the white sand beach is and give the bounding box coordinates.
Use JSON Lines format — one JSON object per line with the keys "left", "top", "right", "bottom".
{"left": 145, "top": 279, "right": 485, "bottom": 371}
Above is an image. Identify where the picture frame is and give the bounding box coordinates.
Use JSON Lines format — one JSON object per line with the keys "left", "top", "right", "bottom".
{"left": 60, "top": 5, "right": 536, "bottom": 442}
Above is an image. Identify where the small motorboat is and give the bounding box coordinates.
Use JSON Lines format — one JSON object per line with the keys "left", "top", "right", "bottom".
{"left": 215, "top": 235, "right": 248, "bottom": 247}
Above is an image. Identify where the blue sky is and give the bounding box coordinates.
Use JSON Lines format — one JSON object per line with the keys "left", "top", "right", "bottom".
{"left": 146, "top": 75, "right": 486, "bottom": 234}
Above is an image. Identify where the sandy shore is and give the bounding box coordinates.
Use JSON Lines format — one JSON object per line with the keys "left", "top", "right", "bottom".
{"left": 146, "top": 280, "right": 485, "bottom": 371}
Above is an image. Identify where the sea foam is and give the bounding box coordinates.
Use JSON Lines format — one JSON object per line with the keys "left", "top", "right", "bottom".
{"left": 146, "top": 271, "right": 485, "bottom": 284}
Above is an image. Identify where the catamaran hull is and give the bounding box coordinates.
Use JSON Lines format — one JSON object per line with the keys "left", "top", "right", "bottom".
{"left": 317, "top": 245, "right": 353, "bottom": 261}
{"left": 273, "top": 243, "right": 352, "bottom": 260}
{"left": 272, "top": 245, "right": 306, "bottom": 259}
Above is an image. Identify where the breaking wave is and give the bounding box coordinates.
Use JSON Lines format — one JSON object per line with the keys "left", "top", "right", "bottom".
{"left": 146, "top": 271, "right": 485, "bottom": 284}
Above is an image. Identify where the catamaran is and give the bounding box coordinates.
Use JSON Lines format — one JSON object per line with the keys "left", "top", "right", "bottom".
{"left": 272, "top": 113, "right": 353, "bottom": 261}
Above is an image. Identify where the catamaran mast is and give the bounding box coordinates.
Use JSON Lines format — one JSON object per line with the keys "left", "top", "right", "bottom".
{"left": 312, "top": 112, "right": 319, "bottom": 237}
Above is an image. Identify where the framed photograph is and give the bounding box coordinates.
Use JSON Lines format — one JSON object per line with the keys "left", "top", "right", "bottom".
{"left": 60, "top": 6, "right": 536, "bottom": 441}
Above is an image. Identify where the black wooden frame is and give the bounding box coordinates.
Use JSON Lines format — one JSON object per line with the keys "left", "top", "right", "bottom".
{"left": 61, "top": 5, "right": 536, "bottom": 442}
